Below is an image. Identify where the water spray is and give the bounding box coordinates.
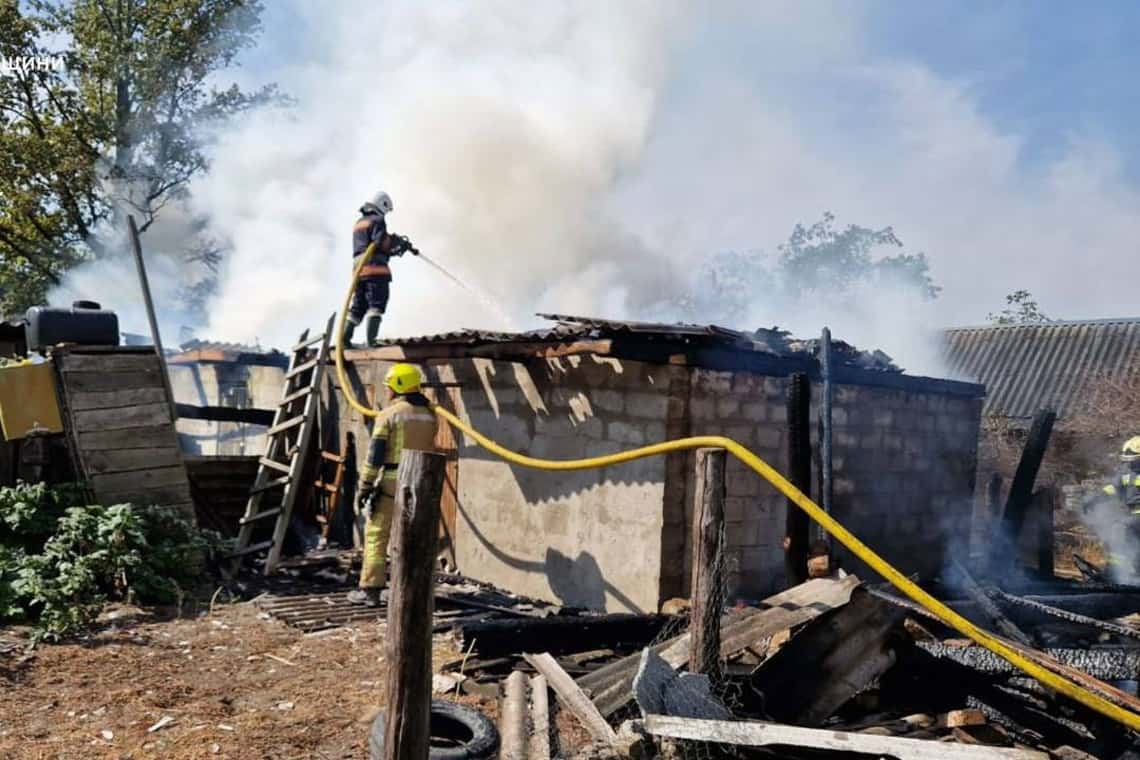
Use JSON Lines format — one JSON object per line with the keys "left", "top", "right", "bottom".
{"left": 415, "top": 250, "right": 518, "bottom": 330}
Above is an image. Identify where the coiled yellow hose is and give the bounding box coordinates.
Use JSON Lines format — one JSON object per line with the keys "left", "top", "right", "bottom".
{"left": 335, "top": 241, "right": 1140, "bottom": 731}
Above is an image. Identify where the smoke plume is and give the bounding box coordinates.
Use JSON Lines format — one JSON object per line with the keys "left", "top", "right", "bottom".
{"left": 193, "top": 1, "right": 686, "bottom": 347}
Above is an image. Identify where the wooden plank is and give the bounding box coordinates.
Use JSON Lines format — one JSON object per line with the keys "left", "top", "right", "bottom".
{"left": 78, "top": 424, "right": 177, "bottom": 451}
{"left": 58, "top": 353, "right": 161, "bottom": 373}
{"left": 85, "top": 447, "right": 182, "bottom": 475}
{"left": 690, "top": 448, "right": 725, "bottom": 679}
{"left": 350, "top": 339, "right": 614, "bottom": 362}
{"left": 383, "top": 451, "right": 447, "bottom": 760}
{"left": 98, "top": 483, "right": 193, "bottom": 508}
{"left": 499, "top": 670, "right": 528, "bottom": 760}
{"left": 580, "top": 576, "right": 861, "bottom": 718}
{"left": 525, "top": 653, "right": 617, "bottom": 747}
{"left": 175, "top": 404, "right": 275, "bottom": 425}
{"left": 61, "top": 369, "right": 162, "bottom": 393}
{"left": 68, "top": 387, "right": 168, "bottom": 411}
{"left": 73, "top": 402, "right": 171, "bottom": 432}
{"left": 641, "top": 716, "right": 1049, "bottom": 759}
{"left": 950, "top": 559, "right": 1032, "bottom": 646}
{"left": 93, "top": 465, "right": 188, "bottom": 494}
{"left": 750, "top": 588, "right": 906, "bottom": 726}
{"left": 529, "top": 675, "right": 551, "bottom": 760}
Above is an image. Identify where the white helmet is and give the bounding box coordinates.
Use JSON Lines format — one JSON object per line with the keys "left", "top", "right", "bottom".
{"left": 364, "top": 190, "right": 393, "bottom": 215}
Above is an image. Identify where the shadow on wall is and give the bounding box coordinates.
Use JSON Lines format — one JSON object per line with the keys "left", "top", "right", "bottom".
{"left": 446, "top": 355, "right": 670, "bottom": 504}
{"left": 457, "top": 498, "right": 641, "bottom": 613}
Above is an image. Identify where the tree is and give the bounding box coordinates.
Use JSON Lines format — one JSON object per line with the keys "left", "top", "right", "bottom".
{"left": 0, "top": 0, "right": 277, "bottom": 316}
{"left": 776, "top": 212, "right": 939, "bottom": 300}
{"left": 987, "top": 290, "right": 1050, "bottom": 325}
{"left": 682, "top": 212, "right": 939, "bottom": 326}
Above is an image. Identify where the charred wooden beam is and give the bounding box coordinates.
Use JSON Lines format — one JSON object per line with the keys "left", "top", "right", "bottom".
{"left": 749, "top": 587, "right": 906, "bottom": 726}
{"left": 452, "top": 614, "right": 675, "bottom": 659}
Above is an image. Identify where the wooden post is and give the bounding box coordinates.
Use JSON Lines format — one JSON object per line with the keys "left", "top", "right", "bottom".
{"left": 785, "top": 372, "right": 811, "bottom": 586}
{"left": 990, "top": 408, "right": 1055, "bottom": 574}
{"left": 1033, "top": 487, "right": 1055, "bottom": 579}
{"left": 689, "top": 448, "right": 726, "bottom": 679}
{"left": 819, "top": 326, "right": 834, "bottom": 546}
{"left": 383, "top": 450, "right": 447, "bottom": 760}
{"left": 127, "top": 215, "right": 179, "bottom": 426}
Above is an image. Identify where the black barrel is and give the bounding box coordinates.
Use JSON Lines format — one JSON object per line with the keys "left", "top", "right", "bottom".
{"left": 25, "top": 301, "right": 120, "bottom": 350}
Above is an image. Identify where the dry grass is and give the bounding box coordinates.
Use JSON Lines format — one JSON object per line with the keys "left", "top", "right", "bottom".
{"left": 0, "top": 602, "right": 481, "bottom": 759}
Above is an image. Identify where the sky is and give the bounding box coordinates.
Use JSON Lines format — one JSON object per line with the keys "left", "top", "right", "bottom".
{"left": 55, "top": 1, "right": 1140, "bottom": 373}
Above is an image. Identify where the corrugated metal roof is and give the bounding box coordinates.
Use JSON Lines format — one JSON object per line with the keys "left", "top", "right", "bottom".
{"left": 942, "top": 318, "right": 1140, "bottom": 419}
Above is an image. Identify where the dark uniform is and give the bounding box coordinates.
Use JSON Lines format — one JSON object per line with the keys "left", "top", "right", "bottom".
{"left": 356, "top": 392, "right": 438, "bottom": 589}
{"left": 346, "top": 207, "right": 414, "bottom": 346}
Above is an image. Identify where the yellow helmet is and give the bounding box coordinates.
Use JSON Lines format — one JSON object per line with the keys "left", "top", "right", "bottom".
{"left": 1123, "top": 436, "right": 1140, "bottom": 462}
{"left": 384, "top": 363, "right": 422, "bottom": 394}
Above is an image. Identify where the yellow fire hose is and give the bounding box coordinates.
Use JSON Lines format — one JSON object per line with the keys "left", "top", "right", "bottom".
{"left": 336, "top": 241, "right": 1140, "bottom": 732}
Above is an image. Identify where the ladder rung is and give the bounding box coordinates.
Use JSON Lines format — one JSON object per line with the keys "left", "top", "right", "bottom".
{"left": 320, "top": 451, "right": 345, "bottom": 463}
{"left": 250, "top": 474, "right": 291, "bottom": 495}
{"left": 285, "top": 358, "right": 319, "bottom": 380}
{"left": 225, "top": 540, "right": 274, "bottom": 560}
{"left": 259, "top": 457, "right": 292, "bottom": 474}
{"left": 267, "top": 415, "right": 305, "bottom": 436}
{"left": 292, "top": 333, "right": 326, "bottom": 352}
{"left": 279, "top": 386, "right": 313, "bottom": 407}
{"left": 239, "top": 508, "right": 282, "bottom": 526}
{"left": 314, "top": 481, "right": 338, "bottom": 493}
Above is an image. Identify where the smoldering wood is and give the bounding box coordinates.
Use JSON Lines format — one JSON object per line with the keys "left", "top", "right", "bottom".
{"left": 749, "top": 587, "right": 906, "bottom": 726}
{"left": 578, "top": 576, "right": 860, "bottom": 718}
{"left": 524, "top": 652, "right": 617, "bottom": 747}
{"left": 991, "top": 407, "right": 1056, "bottom": 574}
{"left": 452, "top": 614, "right": 673, "bottom": 659}
{"left": 784, "top": 371, "right": 812, "bottom": 586}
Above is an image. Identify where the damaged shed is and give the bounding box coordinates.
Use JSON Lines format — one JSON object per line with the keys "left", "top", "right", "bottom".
{"left": 332, "top": 315, "right": 985, "bottom": 614}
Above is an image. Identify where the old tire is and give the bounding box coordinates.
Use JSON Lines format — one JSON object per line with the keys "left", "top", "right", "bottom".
{"left": 369, "top": 699, "right": 498, "bottom": 760}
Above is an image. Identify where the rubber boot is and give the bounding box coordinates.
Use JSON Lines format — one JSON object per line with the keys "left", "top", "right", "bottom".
{"left": 365, "top": 315, "right": 382, "bottom": 347}
{"left": 341, "top": 320, "right": 358, "bottom": 350}
{"left": 346, "top": 587, "right": 381, "bottom": 607}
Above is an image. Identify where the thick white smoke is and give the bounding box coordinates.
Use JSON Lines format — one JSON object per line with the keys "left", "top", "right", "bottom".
{"left": 194, "top": 1, "right": 686, "bottom": 347}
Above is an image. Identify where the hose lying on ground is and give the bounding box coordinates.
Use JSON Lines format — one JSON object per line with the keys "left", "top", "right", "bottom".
{"left": 334, "top": 240, "right": 1140, "bottom": 732}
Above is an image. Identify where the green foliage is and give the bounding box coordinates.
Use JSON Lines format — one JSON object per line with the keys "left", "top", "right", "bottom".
{"left": 0, "top": 482, "right": 227, "bottom": 642}
{"left": 0, "top": 0, "right": 278, "bottom": 316}
{"left": 776, "top": 212, "right": 940, "bottom": 300}
{"left": 987, "top": 289, "right": 1051, "bottom": 325}
{"left": 683, "top": 212, "right": 940, "bottom": 326}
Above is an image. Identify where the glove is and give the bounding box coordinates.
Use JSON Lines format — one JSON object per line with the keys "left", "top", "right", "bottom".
{"left": 359, "top": 484, "right": 375, "bottom": 520}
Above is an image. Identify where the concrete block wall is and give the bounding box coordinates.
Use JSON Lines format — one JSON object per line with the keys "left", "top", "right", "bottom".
{"left": 678, "top": 370, "right": 790, "bottom": 601}
{"left": 820, "top": 384, "right": 983, "bottom": 583}
{"left": 435, "top": 354, "right": 675, "bottom": 614}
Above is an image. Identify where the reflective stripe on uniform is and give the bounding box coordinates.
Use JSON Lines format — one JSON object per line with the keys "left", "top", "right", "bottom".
{"left": 361, "top": 398, "right": 438, "bottom": 487}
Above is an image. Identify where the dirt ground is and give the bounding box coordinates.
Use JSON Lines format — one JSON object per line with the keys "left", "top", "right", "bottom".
{"left": 0, "top": 601, "right": 479, "bottom": 760}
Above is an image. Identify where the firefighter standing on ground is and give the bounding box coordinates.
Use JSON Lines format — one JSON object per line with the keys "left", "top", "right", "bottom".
{"left": 342, "top": 190, "right": 419, "bottom": 349}
{"left": 1084, "top": 436, "right": 1140, "bottom": 580}
{"left": 346, "top": 363, "right": 438, "bottom": 606}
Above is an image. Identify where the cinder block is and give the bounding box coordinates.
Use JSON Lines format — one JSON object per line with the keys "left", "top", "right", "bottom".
{"left": 763, "top": 377, "right": 785, "bottom": 398}
{"left": 753, "top": 427, "right": 782, "bottom": 449}
{"left": 830, "top": 407, "right": 849, "bottom": 426}
{"left": 731, "top": 373, "right": 762, "bottom": 394}
{"left": 688, "top": 397, "right": 716, "bottom": 419}
{"left": 606, "top": 419, "right": 647, "bottom": 445}
{"left": 740, "top": 401, "right": 769, "bottom": 422}
{"left": 626, "top": 392, "right": 664, "bottom": 419}
{"left": 590, "top": 389, "right": 625, "bottom": 413}
{"left": 768, "top": 405, "right": 788, "bottom": 423}
{"left": 874, "top": 409, "right": 897, "bottom": 428}
{"left": 717, "top": 397, "right": 741, "bottom": 417}
{"left": 693, "top": 370, "right": 733, "bottom": 394}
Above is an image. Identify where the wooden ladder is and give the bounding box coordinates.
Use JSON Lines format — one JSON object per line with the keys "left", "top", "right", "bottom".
{"left": 228, "top": 314, "right": 334, "bottom": 575}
